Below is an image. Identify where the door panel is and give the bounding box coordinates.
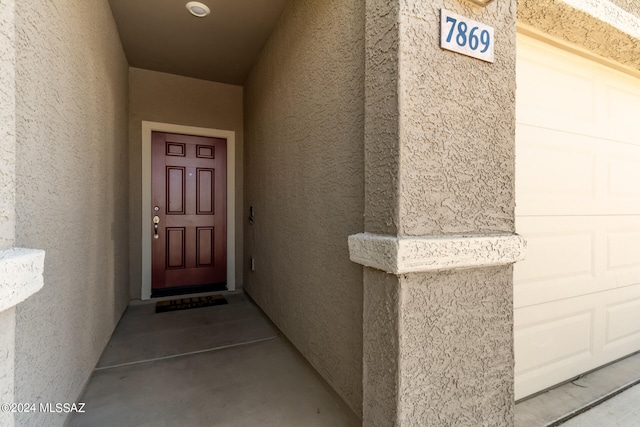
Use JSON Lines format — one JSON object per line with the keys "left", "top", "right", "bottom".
{"left": 196, "top": 168, "right": 214, "bottom": 214}
{"left": 167, "top": 167, "right": 185, "bottom": 214}
{"left": 196, "top": 227, "right": 214, "bottom": 266}
{"left": 151, "top": 131, "right": 227, "bottom": 292}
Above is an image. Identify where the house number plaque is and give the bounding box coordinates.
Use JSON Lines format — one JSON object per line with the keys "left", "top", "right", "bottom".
{"left": 440, "top": 9, "right": 495, "bottom": 63}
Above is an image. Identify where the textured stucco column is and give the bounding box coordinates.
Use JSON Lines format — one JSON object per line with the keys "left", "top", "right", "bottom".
{"left": 357, "top": 0, "right": 520, "bottom": 425}
{"left": 0, "top": 3, "right": 44, "bottom": 426}
{"left": 0, "top": 1, "right": 17, "bottom": 425}
{"left": 1, "top": 0, "right": 15, "bottom": 251}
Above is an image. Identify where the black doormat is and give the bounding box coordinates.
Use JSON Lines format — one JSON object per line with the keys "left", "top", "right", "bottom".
{"left": 155, "top": 295, "right": 228, "bottom": 313}
{"left": 151, "top": 283, "right": 227, "bottom": 298}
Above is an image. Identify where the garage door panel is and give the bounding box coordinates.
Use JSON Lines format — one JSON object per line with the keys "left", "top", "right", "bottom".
{"left": 605, "top": 297, "right": 640, "bottom": 347}
{"left": 516, "top": 38, "right": 598, "bottom": 135}
{"left": 515, "top": 285, "right": 640, "bottom": 399}
{"left": 606, "top": 230, "right": 640, "bottom": 291}
{"left": 516, "top": 125, "right": 599, "bottom": 216}
{"left": 607, "top": 157, "right": 640, "bottom": 198}
{"left": 516, "top": 54, "right": 597, "bottom": 133}
{"left": 515, "top": 217, "right": 600, "bottom": 309}
{"left": 517, "top": 35, "right": 640, "bottom": 144}
{"left": 516, "top": 140, "right": 596, "bottom": 197}
{"left": 607, "top": 232, "right": 640, "bottom": 271}
{"left": 515, "top": 299, "right": 599, "bottom": 400}
{"left": 514, "top": 229, "right": 594, "bottom": 285}
{"left": 516, "top": 216, "right": 640, "bottom": 308}
{"left": 606, "top": 83, "right": 640, "bottom": 143}
{"left": 517, "top": 125, "right": 640, "bottom": 216}
{"left": 515, "top": 310, "right": 594, "bottom": 376}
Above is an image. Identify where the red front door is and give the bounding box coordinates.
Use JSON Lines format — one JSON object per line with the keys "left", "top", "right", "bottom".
{"left": 151, "top": 131, "right": 227, "bottom": 294}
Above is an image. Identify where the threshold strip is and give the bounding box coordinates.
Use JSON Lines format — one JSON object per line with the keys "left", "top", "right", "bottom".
{"left": 95, "top": 335, "right": 279, "bottom": 371}
{"left": 546, "top": 377, "right": 640, "bottom": 427}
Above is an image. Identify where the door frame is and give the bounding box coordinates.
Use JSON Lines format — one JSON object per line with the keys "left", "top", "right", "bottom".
{"left": 141, "top": 121, "right": 236, "bottom": 300}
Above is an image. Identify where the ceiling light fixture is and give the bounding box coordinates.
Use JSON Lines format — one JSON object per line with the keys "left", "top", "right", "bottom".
{"left": 186, "top": 1, "right": 210, "bottom": 17}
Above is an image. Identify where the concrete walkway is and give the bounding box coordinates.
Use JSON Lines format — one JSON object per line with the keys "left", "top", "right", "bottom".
{"left": 560, "top": 384, "right": 640, "bottom": 426}
{"left": 68, "top": 292, "right": 359, "bottom": 427}
{"left": 516, "top": 352, "right": 640, "bottom": 427}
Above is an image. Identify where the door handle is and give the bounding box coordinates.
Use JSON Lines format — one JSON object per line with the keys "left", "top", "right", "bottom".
{"left": 153, "top": 215, "right": 160, "bottom": 239}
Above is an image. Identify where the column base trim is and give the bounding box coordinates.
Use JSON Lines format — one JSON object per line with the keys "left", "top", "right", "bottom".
{"left": 348, "top": 232, "right": 526, "bottom": 274}
{"left": 0, "top": 248, "right": 45, "bottom": 312}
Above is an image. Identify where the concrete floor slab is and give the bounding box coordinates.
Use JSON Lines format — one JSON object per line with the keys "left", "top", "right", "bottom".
{"left": 560, "top": 384, "right": 640, "bottom": 427}
{"left": 69, "top": 338, "right": 359, "bottom": 427}
{"left": 97, "top": 292, "right": 278, "bottom": 368}
{"left": 69, "top": 292, "right": 359, "bottom": 426}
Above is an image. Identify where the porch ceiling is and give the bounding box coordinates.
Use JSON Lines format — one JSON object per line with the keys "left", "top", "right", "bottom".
{"left": 108, "top": 0, "right": 287, "bottom": 85}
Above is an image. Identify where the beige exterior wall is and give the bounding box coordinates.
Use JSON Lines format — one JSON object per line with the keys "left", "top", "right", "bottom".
{"left": 13, "top": 0, "right": 129, "bottom": 425}
{"left": 0, "top": 0, "right": 15, "bottom": 251}
{"left": 128, "top": 68, "right": 244, "bottom": 298}
{"left": 362, "top": 270, "right": 400, "bottom": 423}
{"left": 243, "top": 0, "right": 365, "bottom": 416}
{"left": 0, "top": 309, "right": 15, "bottom": 427}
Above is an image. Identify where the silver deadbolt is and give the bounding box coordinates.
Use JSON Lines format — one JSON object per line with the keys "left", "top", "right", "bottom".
{"left": 154, "top": 206, "right": 160, "bottom": 212}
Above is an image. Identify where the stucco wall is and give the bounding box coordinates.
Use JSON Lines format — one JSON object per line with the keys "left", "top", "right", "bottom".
{"left": 243, "top": 0, "right": 365, "bottom": 416}
{"left": 362, "top": 269, "right": 400, "bottom": 424}
{"left": 128, "top": 68, "right": 244, "bottom": 298}
{"left": 365, "top": 0, "right": 516, "bottom": 237}
{"left": 362, "top": 265, "right": 514, "bottom": 427}
{"left": 364, "top": 1, "right": 400, "bottom": 236}
{"left": 397, "top": 0, "right": 517, "bottom": 235}
{"left": 398, "top": 267, "right": 513, "bottom": 425}
{"left": 0, "top": 0, "right": 15, "bottom": 251}
{"left": 13, "top": 0, "right": 129, "bottom": 425}
{"left": 0, "top": 308, "right": 14, "bottom": 427}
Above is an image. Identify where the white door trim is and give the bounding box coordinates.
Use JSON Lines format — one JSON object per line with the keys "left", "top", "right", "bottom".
{"left": 141, "top": 121, "right": 236, "bottom": 300}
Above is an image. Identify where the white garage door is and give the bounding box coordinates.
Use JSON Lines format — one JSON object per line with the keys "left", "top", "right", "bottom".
{"left": 514, "top": 34, "right": 640, "bottom": 400}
